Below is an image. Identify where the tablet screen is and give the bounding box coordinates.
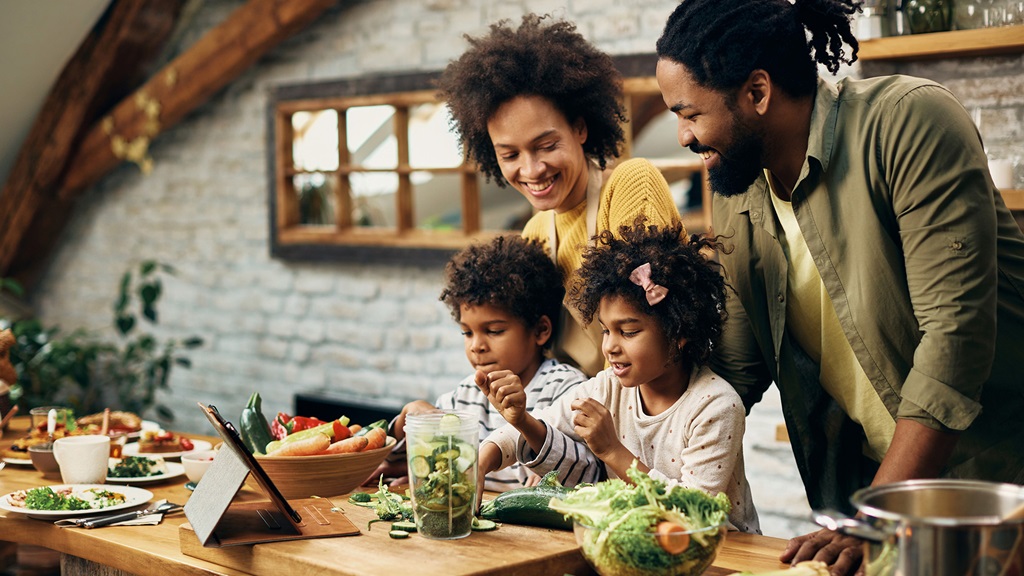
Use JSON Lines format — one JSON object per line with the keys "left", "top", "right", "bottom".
{"left": 198, "top": 402, "right": 302, "bottom": 524}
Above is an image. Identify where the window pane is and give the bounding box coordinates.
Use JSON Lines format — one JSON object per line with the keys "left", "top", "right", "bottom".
{"left": 408, "top": 103, "right": 462, "bottom": 168}
{"left": 293, "top": 172, "right": 336, "bottom": 225}
{"left": 350, "top": 172, "right": 397, "bottom": 228}
{"left": 292, "top": 110, "right": 339, "bottom": 171}
{"left": 413, "top": 171, "right": 461, "bottom": 231}
{"left": 347, "top": 105, "right": 396, "bottom": 169}
{"left": 479, "top": 175, "right": 533, "bottom": 232}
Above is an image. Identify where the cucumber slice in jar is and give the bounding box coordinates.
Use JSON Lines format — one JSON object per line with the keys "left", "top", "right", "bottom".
{"left": 410, "top": 455, "right": 432, "bottom": 478}
{"left": 438, "top": 412, "right": 462, "bottom": 435}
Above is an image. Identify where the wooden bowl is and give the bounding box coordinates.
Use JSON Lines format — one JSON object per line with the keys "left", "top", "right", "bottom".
{"left": 253, "top": 437, "right": 396, "bottom": 499}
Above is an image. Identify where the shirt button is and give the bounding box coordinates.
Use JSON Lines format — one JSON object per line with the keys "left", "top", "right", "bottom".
{"left": 777, "top": 293, "right": 785, "bottom": 302}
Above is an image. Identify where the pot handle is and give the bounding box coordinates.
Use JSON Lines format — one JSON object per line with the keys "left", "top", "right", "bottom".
{"left": 812, "top": 509, "right": 890, "bottom": 542}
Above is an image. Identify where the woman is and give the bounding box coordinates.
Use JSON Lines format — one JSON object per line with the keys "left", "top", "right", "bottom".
{"left": 438, "top": 14, "right": 682, "bottom": 376}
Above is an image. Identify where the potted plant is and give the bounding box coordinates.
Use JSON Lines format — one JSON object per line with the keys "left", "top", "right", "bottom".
{"left": 0, "top": 261, "right": 203, "bottom": 422}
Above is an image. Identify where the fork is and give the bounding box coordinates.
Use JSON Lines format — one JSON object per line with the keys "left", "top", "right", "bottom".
{"left": 64, "top": 501, "right": 181, "bottom": 529}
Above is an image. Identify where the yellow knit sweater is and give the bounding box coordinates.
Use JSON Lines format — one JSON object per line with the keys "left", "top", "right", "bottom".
{"left": 522, "top": 157, "right": 683, "bottom": 294}
{"left": 522, "top": 158, "right": 682, "bottom": 375}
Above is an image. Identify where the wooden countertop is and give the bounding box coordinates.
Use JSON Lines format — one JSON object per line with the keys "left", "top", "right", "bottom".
{"left": 1, "top": 416, "right": 791, "bottom": 576}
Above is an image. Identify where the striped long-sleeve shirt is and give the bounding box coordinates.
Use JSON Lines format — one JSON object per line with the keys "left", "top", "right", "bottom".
{"left": 434, "top": 358, "right": 585, "bottom": 492}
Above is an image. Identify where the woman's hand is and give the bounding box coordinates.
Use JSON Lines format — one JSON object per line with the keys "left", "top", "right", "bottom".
{"left": 781, "top": 528, "right": 865, "bottom": 576}
{"left": 475, "top": 369, "right": 527, "bottom": 426}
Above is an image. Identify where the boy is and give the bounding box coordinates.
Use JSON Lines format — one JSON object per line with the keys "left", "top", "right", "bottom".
{"left": 367, "top": 235, "right": 586, "bottom": 491}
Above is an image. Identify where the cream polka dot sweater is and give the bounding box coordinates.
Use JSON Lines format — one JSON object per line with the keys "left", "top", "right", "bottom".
{"left": 484, "top": 365, "right": 761, "bottom": 534}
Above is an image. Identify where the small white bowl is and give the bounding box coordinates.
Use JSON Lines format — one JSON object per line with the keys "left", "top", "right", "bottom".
{"left": 180, "top": 449, "right": 216, "bottom": 483}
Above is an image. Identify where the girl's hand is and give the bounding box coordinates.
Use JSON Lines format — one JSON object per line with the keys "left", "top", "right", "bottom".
{"left": 570, "top": 397, "right": 622, "bottom": 461}
{"left": 475, "top": 369, "right": 527, "bottom": 426}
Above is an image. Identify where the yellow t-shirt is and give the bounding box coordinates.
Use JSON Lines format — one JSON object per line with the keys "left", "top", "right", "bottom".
{"left": 768, "top": 174, "right": 895, "bottom": 462}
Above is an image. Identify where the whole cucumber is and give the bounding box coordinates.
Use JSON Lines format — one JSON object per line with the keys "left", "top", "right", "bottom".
{"left": 240, "top": 392, "right": 275, "bottom": 455}
{"left": 479, "top": 484, "right": 573, "bottom": 530}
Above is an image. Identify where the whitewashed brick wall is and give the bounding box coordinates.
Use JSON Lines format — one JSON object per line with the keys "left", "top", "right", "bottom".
{"left": 29, "top": 0, "right": 1021, "bottom": 539}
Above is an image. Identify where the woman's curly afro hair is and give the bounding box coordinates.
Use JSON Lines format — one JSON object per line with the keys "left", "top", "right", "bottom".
{"left": 437, "top": 13, "right": 626, "bottom": 186}
{"left": 569, "top": 218, "right": 727, "bottom": 367}
{"left": 440, "top": 234, "right": 564, "bottom": 347}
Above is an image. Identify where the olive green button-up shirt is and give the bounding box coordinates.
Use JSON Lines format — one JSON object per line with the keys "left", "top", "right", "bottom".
{"left": 710, "top": 75, "right": 1024, "bottom": 511}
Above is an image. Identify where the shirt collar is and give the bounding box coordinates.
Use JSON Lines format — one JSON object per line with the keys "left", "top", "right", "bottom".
{"left": 807, "top": 77, "right": 840, "bottom": 175}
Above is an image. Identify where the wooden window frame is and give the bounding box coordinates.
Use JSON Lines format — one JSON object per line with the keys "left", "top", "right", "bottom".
{"left": 267, "top": 55, "right": 708, "bottom": 264}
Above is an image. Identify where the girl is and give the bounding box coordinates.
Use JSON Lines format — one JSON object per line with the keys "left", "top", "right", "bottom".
{"left": 438, "top": 14, "right": 682, "bottom": 377}
{"left": 476, "top": 220, "right": 760, "bottom": 533}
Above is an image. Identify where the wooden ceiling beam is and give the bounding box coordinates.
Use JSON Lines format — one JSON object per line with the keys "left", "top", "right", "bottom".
{"left": 59, "top": 0, "right": 339, "bottom": 197}
{"left": 0, "top": 0, "right": 187, "bottom": 281}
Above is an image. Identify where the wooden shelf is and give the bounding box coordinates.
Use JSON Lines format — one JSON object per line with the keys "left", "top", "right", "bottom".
{"left": 1001, "top": 189, "right": 1024, "bottom": 211}
{"left": 858, "top": 25, "right": 1024, "bottom": 61}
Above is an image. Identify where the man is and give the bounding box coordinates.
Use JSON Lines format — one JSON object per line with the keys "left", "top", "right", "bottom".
{"left": 655, "top": 0, "right": 1024, "bottom": 573}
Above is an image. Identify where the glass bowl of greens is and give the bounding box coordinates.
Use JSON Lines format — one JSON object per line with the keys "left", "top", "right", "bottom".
{"left": 551, "top": 464, "right": 731, "bottom": 576}
{"left": 573, "top": 518, "right": 727, "bottom": 576}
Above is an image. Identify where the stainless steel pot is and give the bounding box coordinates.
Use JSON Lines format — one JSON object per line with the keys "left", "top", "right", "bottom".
{"left": 815, "top": 479, "right": 1024, "bottom": 576}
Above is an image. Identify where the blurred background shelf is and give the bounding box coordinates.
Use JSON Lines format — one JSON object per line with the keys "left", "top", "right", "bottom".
{"left": 859, "top": 25, "right": 1024, "bottom": 61}
{"left": 1001, "top": 189, "right": 1024, "bottom": 211}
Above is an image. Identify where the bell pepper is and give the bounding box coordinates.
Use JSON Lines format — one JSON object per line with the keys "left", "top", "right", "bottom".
{"left": 271, "top": 412, "right": 291, "bottom": 440}
{"left": 289, "top": 415, "right": 328, "bottom": 433}
{"left": 263, "top": 416, "right": 351, "bottom": 454}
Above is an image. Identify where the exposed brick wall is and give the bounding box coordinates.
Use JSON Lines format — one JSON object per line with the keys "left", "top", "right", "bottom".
{"left": 29, "top": 0, "right": 1020, "bottom": 539}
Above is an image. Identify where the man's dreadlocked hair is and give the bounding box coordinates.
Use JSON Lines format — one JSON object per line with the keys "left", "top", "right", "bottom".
{"left": 437, "top": 13, "right": 626, "bottom": 186}
{"left": 656, "top": 0, "right": 862, "bottom": 98}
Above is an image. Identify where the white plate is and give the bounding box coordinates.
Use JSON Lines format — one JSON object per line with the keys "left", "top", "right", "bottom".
{"left": 2, "top": 457, "right": 33, "bottom": 466}
{"left": 125, "top": 420, "right": 161, "bottom": 440}
{"left": 106, "top": 462, "right": 185, "bottom": 484}
{"left": 122, "top": 439, "right": 212, "bottom": 460}
{"left": 0, "top": 484, "right": 154, "bottom": 519}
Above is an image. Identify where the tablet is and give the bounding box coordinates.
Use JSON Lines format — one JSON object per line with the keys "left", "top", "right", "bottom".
{"left": 198, "top": 402, "right": 301, "bottom": 524}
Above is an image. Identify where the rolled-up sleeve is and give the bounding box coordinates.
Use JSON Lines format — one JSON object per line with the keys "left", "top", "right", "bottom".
{"left": 885, "top": 85, "right": 996, "bottom": 431}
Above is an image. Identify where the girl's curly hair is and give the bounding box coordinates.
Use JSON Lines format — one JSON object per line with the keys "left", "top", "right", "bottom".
{"left": 440, "top": 235, "right": 564, "bottom": 347}
{"left": 437, "top": 13, "right": 626, "bottom": 186}
{"left": 569, "top": 218, "right": 726, "bottom": 367}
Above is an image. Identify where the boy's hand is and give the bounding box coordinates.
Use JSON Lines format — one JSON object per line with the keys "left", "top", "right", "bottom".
{"left": 570, "top": 397, "right": 622, "bottom": 461}
{"left": 475, "top": 369, "right": 527, "bottom": 426}
{"left": 476, "top": 442, "right": 502, "bottom": 511}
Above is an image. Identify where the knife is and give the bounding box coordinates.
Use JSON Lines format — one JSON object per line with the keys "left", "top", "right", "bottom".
{"left": 76, "top": 501, "right": 179, "bottom": 529}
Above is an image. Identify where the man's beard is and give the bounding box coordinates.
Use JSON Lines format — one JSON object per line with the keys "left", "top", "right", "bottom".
{"left": 694, "top": 120, "right": 764, "bottom": 198}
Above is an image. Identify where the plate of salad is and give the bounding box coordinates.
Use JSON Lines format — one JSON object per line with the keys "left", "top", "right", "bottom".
{"left": 0, "top": 484, "right": 153, "bottom": 519}
{"left": 106, "top": 456, "right": 185, "bottom": 484}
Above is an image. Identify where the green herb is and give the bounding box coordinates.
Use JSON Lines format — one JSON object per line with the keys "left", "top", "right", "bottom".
{"left": 109, "top": 456, "right": 163, "bottom": 478}
{"left": 24, "top": 487, "right": 92, "bottom": 511}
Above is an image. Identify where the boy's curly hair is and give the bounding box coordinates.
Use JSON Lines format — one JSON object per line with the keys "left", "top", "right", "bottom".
{"left": 437, "top": 13, "right": 626, "bottom": 186}
{"left": 440, "top": 235, "right": 564, "bottom": 347}
{"left": 569, "top": 219, "right": 726, "bottom": 367}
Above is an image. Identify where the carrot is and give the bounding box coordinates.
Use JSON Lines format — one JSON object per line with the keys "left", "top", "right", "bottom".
{"left": 323, "top": 435, "right": 368, "bottom": 455}
{"left": 655, "top": 521, "right": 690, "bottom": 555}
{"left": 265, "top": 432, "right": 331, "bottom": 457}
{"left": 348, "top": 424, "right": 362, "bottom": 436}
{"left": 361, "top": 426, "right": 387, "bottom": 451}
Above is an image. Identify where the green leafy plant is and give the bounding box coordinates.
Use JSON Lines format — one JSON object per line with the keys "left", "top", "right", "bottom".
{"left": 0, "top": 261, "right": 203, "bottom": 420}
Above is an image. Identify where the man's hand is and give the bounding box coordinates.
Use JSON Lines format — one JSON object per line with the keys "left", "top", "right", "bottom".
{"left": 475, "top": 369, "right": 527, "bottom": 426}
{"left": 781, "top": 528, "right": 865, "bottom": 576}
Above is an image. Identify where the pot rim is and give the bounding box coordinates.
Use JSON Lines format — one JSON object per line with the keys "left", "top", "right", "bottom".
{"left": 851, "top": 479, "right": 1024, "bottom": 527}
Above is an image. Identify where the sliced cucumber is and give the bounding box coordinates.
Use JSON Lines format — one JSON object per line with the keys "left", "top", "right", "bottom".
{"left": 471, "top": 518, "right": 498, "bottom": 531}
{"left": 391, "top": 520, "right": 417, "bottom": 532}
{"left": 438, "top": 412, "right": 462, "bottom": 435}
{"left": 409, "top": 455, "right": 432, "bottom": 478}
{"left": 389, "top": 529, "right": 410, "bottom": 539}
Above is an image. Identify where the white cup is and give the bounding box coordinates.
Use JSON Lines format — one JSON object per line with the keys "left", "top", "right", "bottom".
{"left": 53, "top": 435, "right": 110, "bottom": 484}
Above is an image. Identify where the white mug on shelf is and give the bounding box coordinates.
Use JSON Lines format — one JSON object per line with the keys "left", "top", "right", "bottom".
{"left": 53, "top": 435, "right": 110, "bottom": 484}
{"left": 989, "top": 158, "right": 1015, "bottom": 190}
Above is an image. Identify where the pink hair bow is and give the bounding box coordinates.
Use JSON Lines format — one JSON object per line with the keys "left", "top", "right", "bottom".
{"left": 629, "top": 263, "right": 668, "bottom": 306}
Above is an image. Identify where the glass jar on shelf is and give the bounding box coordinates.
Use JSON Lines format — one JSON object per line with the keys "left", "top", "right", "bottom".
{"left": 904, "top": 0, "right": 954, "bottom": 33}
